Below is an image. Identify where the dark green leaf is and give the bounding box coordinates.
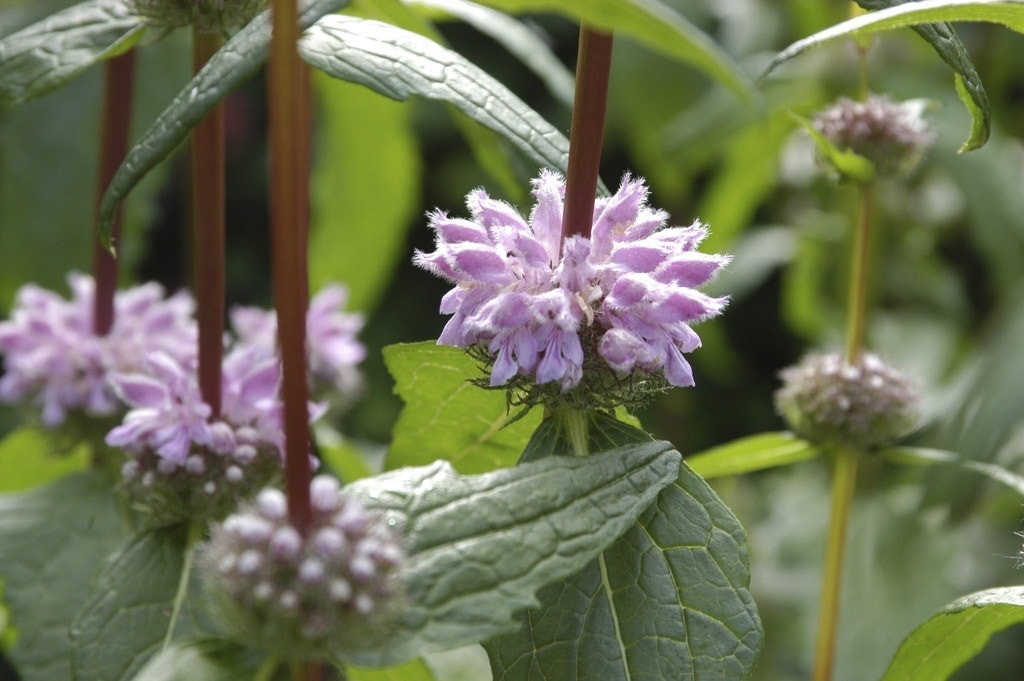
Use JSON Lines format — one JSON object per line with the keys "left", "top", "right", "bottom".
{"left": 484, "top": 461, "right": 763, "bottom": 680}
{"left": 0, "top": 0, "right": 145, "bottom": 105}
{"left": 518, "top": 409, "right": 651, "bottom": 462}
{"left": 0, "top": 426, "right": 89, "bottom": 492}
{"left": 687, "top": 431, "right": 821, "bottom": 479}
{"left": 383, "top": 342, "right": 541, "bottom": 474}
{"left": 336, "top": 441, "right": 683, "bottom": 666}
{"left": 96, "top": 0, "right": 350, "bottom": 248}
{"left": 128, "top": 638, "right": 262, "bottom": 681}
{"left": 0, "top": 471, "right": 124, "bottom": 681}
{"left": 881, "top": 446, "right": 1024, "bottom": 497}
{"left": 71, "top": 524, "right": 196, "bottom": 681}
{"left": 881, "top": 587, "right": 1024, "bottom": 681}
{"left": 298, "top": 15, "right": 573, "bottom": 175}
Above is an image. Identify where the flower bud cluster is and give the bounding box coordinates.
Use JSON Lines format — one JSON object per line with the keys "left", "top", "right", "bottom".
{"left": 199, "top": 478, "right": 405, "bottom": 658}
{"left": 812, "top": 93, "right": 935, "bottom": 177}
{"left": 129, "top": 0, "right": 266, "bottom": 33}
{"left": 775, "top": 352, "right": 920, "bottom": 451}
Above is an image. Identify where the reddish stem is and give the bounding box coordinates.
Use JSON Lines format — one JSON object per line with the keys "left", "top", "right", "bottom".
{"left": 192, "top": 29, "right": 226, "bottom": 417}
{"left": 92, "top": 53, "right": 136, "bottom": 336}
{"left": 269, "top": 0, "right": 313, "bottom": 532}
{"left": 560, "top": 27, "right": 613, "bottom": 243}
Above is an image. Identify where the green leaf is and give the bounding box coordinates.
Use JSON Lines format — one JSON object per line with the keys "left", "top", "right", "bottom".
{"left": 484, "top": 461, "right": 763, "bottom": 680}
{"left": 0, "top": 426, "right": 89, "bottom": 492}
{"left": 0, "top": 471, "right": 124, "bottom": 681}
{"left": 790, "top": 112, "right": 876, "bottom": 183}
{"left": 881, "top": 446, "right": 1024, "bottom": 497}
{"left": 128, "top": 638, "right": 262, "bottom": 681}
{"left": 383, "top": 342, "right": 541, "bottom": 474}
{"left": 759, "top": 0, "right": 1012, "bottom": 151}
{"left": 310, "top": 72, "right": 420, "bottom": 314}
{"left": 96, "top": 0, "right": 350, "bottom": 247}
{"left": 880, "top": 587, "right": 1024, "bottom": 681}
{"left": 519, "top": 409, "right": 651, "bottom": 462}
{"left": 336, "top": 441, "right": 683, "bottom": 666}
{"left": 346, "top": 657, "right": 437, "bottom": 681}
{"left": 471, "top": 0, "right": 756, "bottom": 103}
{"left": 299, "top": 15, "right": 573, "bottom": 175}
{"left": 71, "top": 524, "right": 196, "bottom": 681}
{"left": 687, "top": 431, "right": 821, "bottom": 479}
{"left": 0, "top": 0, "right": 145, "bottom": 105}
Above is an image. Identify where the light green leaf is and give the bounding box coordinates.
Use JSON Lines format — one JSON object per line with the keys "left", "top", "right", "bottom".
{"left": 471, "top": 0, "right": 756, "bottom": 103}
{"left": 383, "top": 342, "right": 541, "bottom": 474}
{"left": 298, "top": 14, "right": 573, "bottom": 175}
{"left": 687, "top": 431, "right": 821, "bottom": 479}
{"left": 0, "top": 471, "right": 123, "bottom": 681}
{"left": 881, "top": 446, "right": 1024, "bottom": 497}
{"left": 346, "top": 657, "right": 437, "bottom": 681}
{"left": 336, "top": 441, "right": 683, "bottom": 666}
{"left": 0, "top": 0, "right": 145, "bottom": 105}
{"left": 0, "top": 426, "right": 89, "bottom": 492}
{"left": 128, "top": 638, "right": 261, "bottom": 681}
{"left": 881, "top": 587, "right": 1024, "bottom": 681}
{"left": 310, "top": 72, "right": 420, "bottom": 314}
{"left": 790, "top": 112, "right": 876, "bottom": 183}
{"left": 485, "top": 461, "right": 763, "bottom": 680}
{"left": 70, "top": 525, "right": 195, "bottom": 681}
{"left": 96, "top": 0, "right": 350, "bottom": 247}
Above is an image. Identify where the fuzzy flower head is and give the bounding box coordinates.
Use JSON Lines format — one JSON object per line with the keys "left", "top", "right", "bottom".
{"left": 775, "top": 352, "right": 920, "bottom": 451}
{"left": 812, "top": 93, "right": 935, "bottom": 177}
{"left": 128, "top": 0, "right": 266, "bottom": 32}
{"left": 198, "top": 478, "right": 404, "bottom": 659}
{"left": 0, "top": 273, "right": 196, "bottom": 431}
{"left": 231, "top": 284, "right": 366, "bottom": 408}
{"left": 106, "top": 346, "right": 306, "bottom": 523}
{"left": 414, "top": 170, "right": 729, "bottom": 409}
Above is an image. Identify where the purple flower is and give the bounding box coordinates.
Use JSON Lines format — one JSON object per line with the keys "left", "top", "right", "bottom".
{"left": 414, "top": 170, "right": 729, "bottom": 392}
{"left": 0, "top": 273, "right": 196, "bottom": 427}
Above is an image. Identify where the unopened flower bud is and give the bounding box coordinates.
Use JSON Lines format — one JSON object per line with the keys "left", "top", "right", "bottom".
{"left": 775, "top": 352, "right": 919, "bottom": 450}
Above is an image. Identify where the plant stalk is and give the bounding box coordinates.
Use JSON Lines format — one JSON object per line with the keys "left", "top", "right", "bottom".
{"left": 812, "top": 447, "right": 860, "bottom": 681}
{"left": 844, "top": 185, "right": 873, "bottom": 364}
{"left": 91, "top": 52, "right": 136, "bottom": 336}
{"left": 268, "top": 0, "right": 313, "bottom": 532}
{"left": 192, "top": 28, "right": 226, "bottom": 417}
{"left": 560, "top": 26, "right": 613, "bottom": 244}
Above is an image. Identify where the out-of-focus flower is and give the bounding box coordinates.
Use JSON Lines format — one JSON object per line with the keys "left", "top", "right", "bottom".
{"left": 812, "top": 93, "right": 935, "bottom": 177}
{"left": 198, "top": 478, "right": 404, "bottom": 658}
{"left": 231, "top": 284, "right": 365, "bottom": 404}
{"left": 128, "top": 0, "right": 266, "bottom": 32}
{"left": 414, "top": 170, "right": 728, "bottom": 399}
{"left": 0, "top": 273, "right": 196, "bottom": 428}
{"left": 775, "top": 351, "right": 920, "bottom": 450}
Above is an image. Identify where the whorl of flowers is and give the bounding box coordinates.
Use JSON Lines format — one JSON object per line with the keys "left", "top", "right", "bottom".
{"left": 775, "top": 352, "right": 920, "bottom": 451}
{"left": 414, "top": 170, "right": 729, "bottom": 408}
{"left": 106, "top": 345, "right": 311, "bottom": 522}
{"left": 812, "top": 93, "right": 935, "bottom": 177}
{"left": 0, "top": 273, "right": 196, "bottom": 429}
{"left": 231, "top": 284, "right": 366, "bottom": 406}
{"left": 128, "top": 0, "right": 266, "bottom": 32}
{"left": 198, "top": 478, "right": 405, "bottom": 658}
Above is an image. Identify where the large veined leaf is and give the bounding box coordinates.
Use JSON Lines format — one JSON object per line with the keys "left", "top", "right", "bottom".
{"left": 470, "top": 0, "right": 756, "bottom": 103}
{"left": 383, "top": 342, "right": 541, "bottom": 474}
{"left": 334, "top": 441, "right": 683, "bottom": 666}
{"left": 96, "top": 0, "right": 350, "bottom": 247}
{"left": 0, "top": 0, "right": 145, "bottom": 105}
{"left": 759, "top": 0, "right": 1024, "bottom": 151}
{"left": 0, "top": 471, "right": 123, "bottom": 681}
{"left": 485, "top": 412, "right": 763, "bottom": 680}
{"left": 880, "top": 587, "right": 1024, "bottom": 681}
{"left": 298, "top": 15, "right": 572, "bottom": 173}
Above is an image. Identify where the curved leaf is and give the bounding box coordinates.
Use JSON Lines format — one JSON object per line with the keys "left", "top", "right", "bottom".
{"left": 0, "top": 0, "right": 145, "bottom": 105}
{"left": 881, "top": 445, "right": 1024, "bottom": 497}
{"left": 687, "top": 431, "right": 821, "bottom": 479}
{"left": 96, "top": 0, "right": 350, "bottom": 248}
{"left": 336, "top": 441, "right": 683, "bottom": 666}
{"left": 299, "top": 14, "right": 573, "bottom": 176}
{"left": 881, "top": 587, "right": 1024, "bottom": 681}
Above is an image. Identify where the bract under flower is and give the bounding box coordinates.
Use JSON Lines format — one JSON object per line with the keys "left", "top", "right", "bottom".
{"left": 414, "top": 170, "right": 729, "bottom": 399}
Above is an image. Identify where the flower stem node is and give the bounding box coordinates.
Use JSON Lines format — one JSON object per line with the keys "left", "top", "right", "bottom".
{"left": 775, "top": 352, "right": 920, "bottom": 451}
{"left": 129, "top": 0, "right": 267, "bottom": 33}
{"left": 198, "top": 476, "right": 405, "bottom": 660}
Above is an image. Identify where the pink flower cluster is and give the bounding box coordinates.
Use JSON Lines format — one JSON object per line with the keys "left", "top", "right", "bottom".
{"left": 415, "top": 170, "right": 729, "bottom": 392}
